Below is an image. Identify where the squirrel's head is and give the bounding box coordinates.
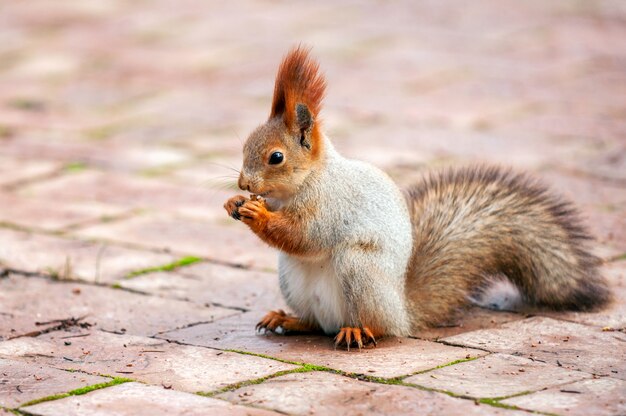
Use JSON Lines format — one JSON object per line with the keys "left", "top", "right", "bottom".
{"left": 238, "top": 47, "right": 326, "bottom": 201}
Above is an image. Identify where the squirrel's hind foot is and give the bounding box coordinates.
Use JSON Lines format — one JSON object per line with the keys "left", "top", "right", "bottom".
{"left": 334, "top": 327, "right": 378, "bottom": 351}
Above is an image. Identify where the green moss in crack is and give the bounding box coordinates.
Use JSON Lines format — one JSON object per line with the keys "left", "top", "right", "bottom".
{"left": 610, "top": 252, "right": 626, "bottom": 262}
{"left": 64, "top": 162, "right": 87, "bottom": 173}
{"left": 1, "top": 406, "right": 23, "bottom": 415}
{"left": 489, "top": 390, "right": 534, "bottom": 401}
{"left": 0, "top": 124, "right": 14, "bottom": 139}
{"left": 9, "top": 98, "right": 46, "bottom": 112}
{"left": 224, "top": 349, "right": 340, "bottom": 374}
{"left": 353, "top": 374, "right": 405, "bottom": 385}
{"left": 402, "top": 355, "right": 481, "bottom": 378}
{"left": 45, "top": 267, "right": 60, "bottom": 280}
{"left": 19, "top": 377, "right": 132, "bottom": 408}
{"left": 476, "top": 398, "right": 526, "bottom": 411}
{"left": 472, "top": 390, "right": 554, "bottom": 413}
{"left": 125, "top": 256, "right": 202, "bottom": 278}
{"left": 400, "top": 381, "right": 471, "bottom": 399}
{"left": 44, "top": 257, "right": 73, "bottom": 281}
{"left": 225, "top": 349, "right": 411, "bottom": 387}
{"left": 66, "top": 378, "right": 133, "bottom": 395}
{"left": 21, "top": 392, "right": 70, "bottom": 407}
{"left": 198, "top": 367, "right": 312, "bottom": 397}
{"left": 85, "top": 124, "right": 122, "bottom": 141}
{"left": 139, "top": 164, "right": 184, "bottom": 178}
{"left": 224, "top": 349, "right": 302, "bottom": 365}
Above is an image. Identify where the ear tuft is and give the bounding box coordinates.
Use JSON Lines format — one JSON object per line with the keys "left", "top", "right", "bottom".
{"left": 270, "top": 46, "right": 326, "bottom": 133}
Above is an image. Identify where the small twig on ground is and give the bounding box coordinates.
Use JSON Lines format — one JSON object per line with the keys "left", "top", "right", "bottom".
{"left": 60, "top": 333, "right": 91, "bottom": 339}
{"left": 9, "top": 316, "right": 92, "bottom": 340}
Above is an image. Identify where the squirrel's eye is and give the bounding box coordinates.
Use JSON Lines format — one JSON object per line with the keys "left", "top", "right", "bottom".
{"left": 268, "top": 152, "right": 284, "bottom": 165}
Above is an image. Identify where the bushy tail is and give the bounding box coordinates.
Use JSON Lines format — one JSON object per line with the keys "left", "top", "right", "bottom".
{"left": 404, "top": 166, "right": 611, "bottom": 330}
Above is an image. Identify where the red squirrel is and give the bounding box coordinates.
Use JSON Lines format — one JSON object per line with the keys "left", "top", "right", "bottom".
{"left": 224, "top": 47, "right": 610, "bottom": 350}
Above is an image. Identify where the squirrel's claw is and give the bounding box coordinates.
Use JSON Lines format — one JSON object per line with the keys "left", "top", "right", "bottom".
{"left": 362, "top": 327, "right": 377, "bottom": 346}
{"left": 239, "top": 199, "right": 267, "bottom": 217}
{"left": 239, "top": 199, "right": 271, "bottom": 232}
{"left": 334, "top": 326, "right": 377, "bottom": 351}
{"left": 256, "top": 310, "right": 318, "bottom": 334}
{"left": 224, "top": 195, "right": 248, "bottom": 221}
{"left": 256, "top": 309, "right": 287, "bottom": 333}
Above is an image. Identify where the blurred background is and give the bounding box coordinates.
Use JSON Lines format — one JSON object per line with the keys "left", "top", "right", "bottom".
{"left": 0, "top": 0, "right": 624, "bottom": 272}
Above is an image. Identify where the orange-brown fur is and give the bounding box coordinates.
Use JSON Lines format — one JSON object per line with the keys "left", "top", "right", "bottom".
{"left": 226, "top": 197, "right": 320, "bottom": 257}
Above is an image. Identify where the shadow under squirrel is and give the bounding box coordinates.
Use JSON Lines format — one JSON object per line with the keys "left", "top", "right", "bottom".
{"left": 224, "top": 47, "right": 611, "bottom": 350}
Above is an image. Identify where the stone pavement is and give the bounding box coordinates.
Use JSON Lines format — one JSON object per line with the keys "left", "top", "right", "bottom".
{"left": 0, "top": 0, "right": 625, "bottom": 415}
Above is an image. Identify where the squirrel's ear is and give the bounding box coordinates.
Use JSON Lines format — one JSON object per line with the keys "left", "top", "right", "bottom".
{"left": 296, "top": 103, "right": 313, "bottom": 149}
{"left": 269, "top": 47, "right": 325, "bottom": 127}
{"left": 296, "top": 103, "right": 312, "bottom": 130}
{"left": 270, "top": 47, "right": 326, "bottom": 157}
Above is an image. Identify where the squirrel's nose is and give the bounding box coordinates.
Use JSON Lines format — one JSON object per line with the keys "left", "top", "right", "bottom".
{"left": 238, "top": 174, "right": 250, "bottom": 192}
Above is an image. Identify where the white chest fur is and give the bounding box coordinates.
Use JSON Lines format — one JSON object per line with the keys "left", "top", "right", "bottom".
{"left": 279, "top": 253, "right": 345, "bottom": 334}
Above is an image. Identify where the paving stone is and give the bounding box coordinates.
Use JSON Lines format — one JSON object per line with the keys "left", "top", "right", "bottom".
{"left": 120, "top": 262, "right": 285, "bottom": 311}
{"left": 0, "top": 330, "right": 297, "bottom": 393}
{"left": 0, "top": 227, "right": 176, "bottom": 283}
{"left": 405, "top": 353, "right": 588, "bottom": 398}
{"left": 578, "top": 145, "right": 626, "bottom": 184}
{"left": 538, "top": 169, "right": 626, "bottom": 210}
{"left": 0, "top": 358, "right": 107, "bottom": 408}
{"left": 3, "top": 1, "right": 626, "bottom": 415}
{"left": 408, "top": 83, "right": 539, "bottom": 133}
{"left": 0, "top": 137, "right": 112, "bottom": 168}
{"left": 415, "top": 307, "right": 524, "bottom": 341}
{"left": 21, "top": 382, "right": 280, "bottom": 416}
{"left": 501, "top": 377, "right": 626, "bottom": 416}
{"left": 11, "top": 52, "right": 79, "bottom": 79}
{"left": 19, "top": 170, "right": 234, "bottom": 221}
{"left": 0, "top": 274, "right": 236, "bottom": 339}
{"left": 586, "top": 207, "right": 626, "bottom": 252}
{"left": 341, "top": 127, "right": 578, "bottom": 171}
{"left": 0, "top": 156, "right": 61, "bottom": 188}
{"left": 158, "top": 313, "right": 485, "bottom": 378}
{"left": 494, "top": 110, "right": 626, "bottom": 150}
{"left": 1, "top": 137, "right": 192, "bottom": 173}
{"left": 0, "top": 192, "right": 126, "bottom": 231}
{"left": 444, "top": 317, "right": 626, "bottom": 379}
{"left": 218, "top": 371, "right": 527, "bottom": 416}
{"left": 75, "top": 214, "right": 278, "bottom": 271}
{"left": 594, "top": 245, "right": 625, "bottom": 263}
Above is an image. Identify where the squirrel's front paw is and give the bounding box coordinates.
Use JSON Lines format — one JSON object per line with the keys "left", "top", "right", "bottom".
{"left": 256, "top": 310, "right": 316, "bottom": 333}
{"left": 238, "top": 199, "right": 270, "bottom": 231}
{"left": 224, "top": 195, "right": 248, "bottom": 220}
{"left": 256, "top": 309, "right": 289, "bottom": 333}
{"left": 334, "top": 327, "right": 378, "bottom": 351}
